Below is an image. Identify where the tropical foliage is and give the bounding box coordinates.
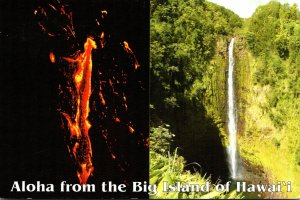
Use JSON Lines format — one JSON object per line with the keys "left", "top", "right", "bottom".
{"left": 150, "top": 125, "right": 243, "bottom": 199}
{"left": 151, "top": 0, "right": 300, "bottom": 198}
{"left": 239, "top": 1, "right": 300, "bottom": 198}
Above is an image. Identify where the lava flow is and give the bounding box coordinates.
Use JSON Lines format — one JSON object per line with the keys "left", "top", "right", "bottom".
{"left": 34, "top": 0, "right": 148, "bottom": 186}
{"left": 61, "top": 38, "right": 97, "bottom": 184}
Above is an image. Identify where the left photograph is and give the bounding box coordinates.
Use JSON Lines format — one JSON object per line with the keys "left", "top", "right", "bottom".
{"left": 0, "top": 0, "right": 149, "bottom": 198}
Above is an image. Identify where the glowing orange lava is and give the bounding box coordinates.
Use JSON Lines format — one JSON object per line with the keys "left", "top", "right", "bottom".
{"left": 99, "top": 32, "right": 105, "bottom": 48}
{"left": 35, "top": 1, "right": 148, "bottom": 185}
{"left": 122, "top": 41, "right": 140, "bottom": 70}
{"left": 62, "top": 37, "right": 97, "bottom": 184}
{"left": 49, "top": 52, "right": 55, "bottom": 63}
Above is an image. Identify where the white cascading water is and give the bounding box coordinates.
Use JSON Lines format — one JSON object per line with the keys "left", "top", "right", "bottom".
{"left": 227, "top": 38, "right": 237, "bottom": 180}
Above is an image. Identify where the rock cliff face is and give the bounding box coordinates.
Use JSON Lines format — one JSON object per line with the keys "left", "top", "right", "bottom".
{"left": 232, "top": 35, "right": 300, "bottom": 198}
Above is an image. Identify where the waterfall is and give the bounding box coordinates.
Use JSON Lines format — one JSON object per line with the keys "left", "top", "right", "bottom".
{"left": 227, "top": 38, "right": 238, "bottom": 180}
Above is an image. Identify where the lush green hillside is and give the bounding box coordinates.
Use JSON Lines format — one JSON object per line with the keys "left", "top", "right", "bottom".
{"left": 236, "top": 1, "right": 300, "bottom": 198}
{"left": 150, "top": 0, "right": 300, "bottom": 198}
{"left": 150, "top": 0, "right": 242, "bottom": 180}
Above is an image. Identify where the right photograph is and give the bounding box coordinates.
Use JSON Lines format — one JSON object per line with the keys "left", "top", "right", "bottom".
{"left": 150, "top": 0, "right": 300, "bottom": 199}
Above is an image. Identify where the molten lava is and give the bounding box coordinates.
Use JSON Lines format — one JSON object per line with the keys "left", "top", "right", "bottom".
{"left": 123, "top": 41, "right": 140, "bottom": 70}
{"left": 49, "top": 52, "right": 55, "bottom": 63}
{"left": 61, "top": 37, "right": 97, "bottom": 184}
{"left": 35, "top": 0, "right": 148, "bottom": 186}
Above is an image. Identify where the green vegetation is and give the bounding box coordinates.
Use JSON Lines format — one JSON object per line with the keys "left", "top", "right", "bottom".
{"left": 150, "top": 125, "right": 243, "bottom": 199}
{"left": 151, "top": 0, "right": 241, "bottom": 114}
{"left": 151, "top": 0, "right": 300, "bottom": 198}
{"left": 150, "top": 0, "right": 242, "bottom": 174}
{"left": 150, "top": 0, "right": 242, "bottom": 198}
{"left": 237, "top": 1, "right": 300, "bottom": 198}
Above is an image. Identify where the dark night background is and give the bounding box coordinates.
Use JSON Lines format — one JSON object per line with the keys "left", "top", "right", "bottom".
{"left": 0, "top": 0, "right": 149, "bottom": 198}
